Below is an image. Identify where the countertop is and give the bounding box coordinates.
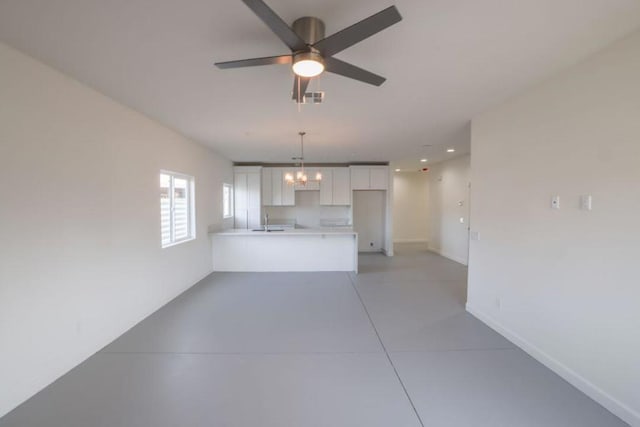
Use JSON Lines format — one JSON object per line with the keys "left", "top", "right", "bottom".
{"left": 211, "top": 228, "right": 356, "bottom": 236}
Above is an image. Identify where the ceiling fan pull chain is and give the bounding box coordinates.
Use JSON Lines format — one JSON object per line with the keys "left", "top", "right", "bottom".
{"left": 297, "top": 76, "right": 301, "bottom": 111}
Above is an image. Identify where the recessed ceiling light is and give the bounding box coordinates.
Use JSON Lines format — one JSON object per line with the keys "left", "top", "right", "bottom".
{"left": 447, "top": 148, "right": 455, "bottom": 153}
{"left": 420, "top": 158, "right": 427, "bottom": 162}
{"left": 395, "top": 168, "right": 401, "bottom": 172}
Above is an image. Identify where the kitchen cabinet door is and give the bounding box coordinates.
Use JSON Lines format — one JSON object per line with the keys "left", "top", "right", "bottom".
{"left": 350, "top": 167, "right": 370, "bottom": 190}
{"left": 369, "top": 167, "right": 389, "bottom": 190}
{"left": 271, "top": 168, "right": 283, "bottom": 206}
{"left": 261, "top": 168, "right": 272, "bottom": 206}
{"left": 281, "top": 167, "right": 295, "bottom": 206}
{"left": 332, "top": 167, "right": 351, "bottom": 205}
{"left": 319, "top": 168, "right": 333, "bottom": 205}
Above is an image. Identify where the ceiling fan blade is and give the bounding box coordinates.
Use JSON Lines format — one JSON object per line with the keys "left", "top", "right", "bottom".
{"left": 215, "top": 55, "right": 292, "bottom": 69}
{"left": 241, "top": 0, "right": 307, "bottom": 51}
{"left": 324, "top": 57, "right": 386, "bottom": 86}
{"left": 292, "top": 75, "right": 311, "bottom": 102}
{"left": 313, "top": 6, "right": 402, "bottom": 57}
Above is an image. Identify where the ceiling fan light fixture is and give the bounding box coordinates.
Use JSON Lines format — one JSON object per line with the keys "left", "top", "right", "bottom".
{"left": 292, "top": 52, "right": 324, "bottom": 77}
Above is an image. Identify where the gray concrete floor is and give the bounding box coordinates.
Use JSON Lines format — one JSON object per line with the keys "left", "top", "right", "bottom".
{"left": 0, "top": 244, "right": 628, "bottom": 426}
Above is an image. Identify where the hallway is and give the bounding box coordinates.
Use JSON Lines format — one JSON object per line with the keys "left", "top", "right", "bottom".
{"left": 0, "top": 246, "right": 626, "bottom": 426}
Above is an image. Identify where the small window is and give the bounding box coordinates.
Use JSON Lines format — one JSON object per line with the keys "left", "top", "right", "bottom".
{"left": 160, "top": 171, "right": 195, "bottom": 248}
{"left": 223, "top": 183, "right": 233, "bottom": 219}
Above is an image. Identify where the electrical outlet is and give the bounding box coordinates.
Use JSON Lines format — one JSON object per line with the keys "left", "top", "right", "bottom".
{"left": 551, "top": 195, "right": 560, "bottom": 209}
{"left": 370, "top": 242, "right": 374, "bottom": 247}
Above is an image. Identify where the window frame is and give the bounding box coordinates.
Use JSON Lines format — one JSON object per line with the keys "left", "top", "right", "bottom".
{"left": 160, "top": 170, "right": 196, "bottom": 248}
{"left": 223, "top": 183, "right": 233, "bottom": 219}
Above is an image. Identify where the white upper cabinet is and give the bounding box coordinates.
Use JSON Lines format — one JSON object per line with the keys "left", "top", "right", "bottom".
{"left": 294, "top": 167, "right": 321, "bottom": 191}
{"left": 350, "top": 166, "right": 389, "bottom": 190}
{"left": 263, "top": 167, "right": 295, "bottom": 206}
{"left": 319, "top": 168, "right": 333, "bottom": 205}
{"left": 261, "top": 166, "right": 357, "bottom": 206}
{"left": 281, "top": 167, "right": 295, "bottom": 206}
{"left": 369, "top": 167, "right": 389, "bottom": 190}
{"left": 270, "top": 168, "right": 282, "bottom": 206}
{"left": 332, "top": 167, "right": 351, "bottom": 204}
{"left": 261, "top": 168, "right": 272, "bottom": 205}
{"left": 350, "top": 167, "right": 371, "bottom": 190}
{"left": 320, "top": 167, "right": 351, "bottom": 205}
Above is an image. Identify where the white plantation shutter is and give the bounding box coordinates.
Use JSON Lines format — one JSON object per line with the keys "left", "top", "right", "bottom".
{"left": 160, "top": 172, "right": 195, "bottom": 247}
{"left": 223, "top": 184, "right": 232, "bottom": 218}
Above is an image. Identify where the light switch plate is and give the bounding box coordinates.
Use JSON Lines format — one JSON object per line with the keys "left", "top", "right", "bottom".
{"left": 551, "top": 195, "right": 560, "bottom": 209}
{"left": 580, "top": 194, "right": 592, "bottom": 211}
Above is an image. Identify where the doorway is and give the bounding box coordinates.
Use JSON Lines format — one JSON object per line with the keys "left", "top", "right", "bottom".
{"left": 353, "top": 190, "right": 386, "bottom": 252}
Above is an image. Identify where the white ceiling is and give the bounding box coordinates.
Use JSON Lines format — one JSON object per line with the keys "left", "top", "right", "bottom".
{"left": 1, "top": 0, "right": 640, "bottom": 169}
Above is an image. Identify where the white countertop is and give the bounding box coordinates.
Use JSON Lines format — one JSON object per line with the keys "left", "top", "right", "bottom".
{"left": 211, "top": 228, "right": 356, "bottom": 236}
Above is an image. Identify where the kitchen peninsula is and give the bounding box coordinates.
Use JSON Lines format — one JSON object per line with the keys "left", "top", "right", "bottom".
{"left": 211, "top": 164, "right": 392, "bottom": 273}
{"left": 210, "top": 228, "right": 358, "bottom": 272}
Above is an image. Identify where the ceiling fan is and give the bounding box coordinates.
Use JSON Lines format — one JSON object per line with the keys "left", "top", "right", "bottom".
{"left": 214, "top": 0, "right": 402, "bottom": 102}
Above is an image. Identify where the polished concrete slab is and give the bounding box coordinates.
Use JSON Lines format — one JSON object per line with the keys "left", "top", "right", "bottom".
{"left": 0, "top": 245, "right": 628, "bottom": 426}
{"left": 0, "top": 353, "right": 420, "bottom": 427}
{"left": 391, "top": 349, "right": 627, "bottom": 427}
{"left": 104, "top": 271, "right": 382, "bottom": 354}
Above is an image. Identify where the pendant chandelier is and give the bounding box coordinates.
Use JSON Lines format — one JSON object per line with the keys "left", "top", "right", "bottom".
{"left": 285, "top": 132, "right": 322, "bottom": 186}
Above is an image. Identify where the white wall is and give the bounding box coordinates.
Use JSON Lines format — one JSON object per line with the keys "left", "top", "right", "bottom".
{"left": 393, "top": 172, "right": 429, "bottom": 244}
{"left": 467, "top": 31, "right": 640, "bottom": 426}
{"left": 0, "top": 42, "right": 233, "bottom": 417}
{"left": 427, "top": 155, "right": 471, "bottom": 265}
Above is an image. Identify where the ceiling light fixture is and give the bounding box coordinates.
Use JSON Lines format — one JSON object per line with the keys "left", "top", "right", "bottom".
{"left": 292, "top": 52, "right": 325, "bottom": 78}
{"left": 420, "top": 158, "right": 427, "bottom": 163}
{"left": 285, "top": 132, "right": 322, "bottom": 186}
{"left": 395, "top": 168, "right": 401, "bottom": 172}
{"left": 447, "top": 148, "right": 455, "bottom": 153}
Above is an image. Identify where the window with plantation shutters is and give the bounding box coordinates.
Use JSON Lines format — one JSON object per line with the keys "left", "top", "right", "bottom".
{"left": 160, "top": 171, "right": 195, "bottom": 248}
{"left": 223, "top": 183, "right": 233, "bottom": 218}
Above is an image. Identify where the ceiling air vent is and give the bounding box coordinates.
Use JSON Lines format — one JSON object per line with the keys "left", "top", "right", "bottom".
{"left": 294, "top": 91, "right": 324, "bottom": 104}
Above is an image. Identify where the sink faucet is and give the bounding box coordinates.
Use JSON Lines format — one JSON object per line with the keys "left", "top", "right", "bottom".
{"left": 264, "top": 213, "right": 269, "bottom": 231}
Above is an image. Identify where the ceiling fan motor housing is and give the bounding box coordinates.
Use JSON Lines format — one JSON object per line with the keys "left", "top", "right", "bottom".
{"left": 292, "top": 17, "right": 326, "bottom": 46}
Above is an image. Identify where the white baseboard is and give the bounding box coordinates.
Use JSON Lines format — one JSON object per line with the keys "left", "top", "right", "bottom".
{"left": 428, "top": 246, "right": 468, "bottom": 266}
{"left": 466, "top": 303, "right": 640, "bottom": 427}
{"left": 393, "top": 239, "right": 428, "bottom": 244}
